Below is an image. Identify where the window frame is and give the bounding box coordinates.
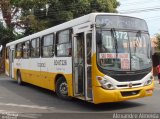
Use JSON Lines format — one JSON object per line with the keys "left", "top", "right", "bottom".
{"left": 15, "top": 43, "right": 23, "bottom": 59}
{"left": 41, "top": 33, "right": 55, "bottom": 58}
{"left": 22, "top": 40, "right": 30, "bottom": 59}
{"left": 56, "top": 29, "right": 72, "bottom": 57}
{"left": 30, "top": 37, "right": 40, "bottom": 58}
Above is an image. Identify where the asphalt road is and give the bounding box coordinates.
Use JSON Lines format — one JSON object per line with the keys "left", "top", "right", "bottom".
{"left": 0, "top": 75, "right": 160, "bottom": 119}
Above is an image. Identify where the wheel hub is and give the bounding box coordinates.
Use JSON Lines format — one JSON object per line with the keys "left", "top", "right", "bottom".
{"left": 59, "top": 82, "right": 68, "bottom": 95}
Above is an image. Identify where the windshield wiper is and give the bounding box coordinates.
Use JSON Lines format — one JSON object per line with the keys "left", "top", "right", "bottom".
{"left": 134, "top": 30, "right": 141, "bottom": 53}
{"left": 111, "top": 28, "right": 118, "bottom": 58}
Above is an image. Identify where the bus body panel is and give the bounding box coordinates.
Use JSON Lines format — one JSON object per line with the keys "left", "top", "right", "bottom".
{"left": 13, "top": 67, "right": 73, "bottom": 96}
{"left": 91, "top": 53, "right": 154, "bottom": 103}
{"left": 5, "top": 59, "right": 9, "bottom": 76}
{"left": 13, "top": 57, "right": 73, "bottom": 96}
{"left": 5, "top": 13, "right": 154, "bottom": 104}
{"left": 93, "top": 82, "right": 154, "bottom": 104}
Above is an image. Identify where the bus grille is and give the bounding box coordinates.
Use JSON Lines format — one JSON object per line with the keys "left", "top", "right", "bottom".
{"left": 111, "top": 73, "right": 147, "bottom": 82}
{"left": 121, "top": 90, "right": 140, "bottom": 97}
{"left": 117, "top": 83, "right": 142, "bottom": 88}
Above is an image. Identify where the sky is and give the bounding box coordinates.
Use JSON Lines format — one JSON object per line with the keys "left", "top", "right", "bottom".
{"left": 117, "top": 0, "right": 160, "bottom": 37}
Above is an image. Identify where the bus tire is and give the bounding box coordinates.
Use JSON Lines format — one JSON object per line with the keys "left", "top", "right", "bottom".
{"left": 17, "top": 71, "right": 23, "bottom": 85}
{"left": 56, "top": 77, "right": 71, "bottom": 100}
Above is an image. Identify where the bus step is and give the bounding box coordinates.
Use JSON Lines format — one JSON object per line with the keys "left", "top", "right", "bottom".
{"left": 76, "top": 96, "right": 93, "bottom": 101}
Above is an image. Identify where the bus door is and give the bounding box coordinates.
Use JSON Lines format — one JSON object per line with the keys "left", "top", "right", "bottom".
{"left": 73, "top": 31, "right": 92, "bottom": 100}
{"left": 9, "top": 48, "right": 14, "bottom": 78}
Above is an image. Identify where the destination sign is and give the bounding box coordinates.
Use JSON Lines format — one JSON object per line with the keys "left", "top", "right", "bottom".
{"left": 96, "top": 15, "right": 148, "bottom": 31}
{"left": 99, "top": 53, "right": 130, "bottom": 59}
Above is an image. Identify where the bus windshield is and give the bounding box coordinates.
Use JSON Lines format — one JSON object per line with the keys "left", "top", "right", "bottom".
{"left": 96, "top": 30, "right": 152, "bottom": 71}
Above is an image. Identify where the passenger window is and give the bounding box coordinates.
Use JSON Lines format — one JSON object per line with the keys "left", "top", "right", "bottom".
{"left": 22, "top": 41, "right": 30, "bottom": 58}
{"left": 15, "top": 43, "right": 22, "bottom": 58}
{"left": 42, "top": 34, "right": 54, "bottom": 57}
{"left": 31, "top": 38, "right": 40, "bottom": 58}
{"left": 56, "top": 30, "right": 72, "bottom": 57}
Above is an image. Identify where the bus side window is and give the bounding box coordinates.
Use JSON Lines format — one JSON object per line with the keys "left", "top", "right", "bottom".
{"left": 22, "top": 41, "right": 30, "bottom": 58}
{"left": 42, "top": 34, "right": 54, "bottom": 57}
{"left": 56, "top": 29, "right": 72, "bottom": 57}
{"left": 31, "top": 38, "right": 40, "bottom": 58}
{"left": 15, "top": 43, "right": 22, "bottom": 58}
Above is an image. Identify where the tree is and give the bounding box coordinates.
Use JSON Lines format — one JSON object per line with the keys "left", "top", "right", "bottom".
{"left": 0, "top": 0, "right": 120, "bottom": 42}
{"left": 0, "top": 0, "right": 49, "bottom": 35}
{"left": 36, "top": 0, "right": 120, "bottom": 27}
{"left": 0, "top": 0, "right": 119, "bottom": 73}
{"left": 0, "top": 0, "right": 12, "bottom": 28}
{"left": 0, "top": 23, "right": 17, "bottom": 45}
{"left": 0, "top": 22, "right": 16, "bottom": 73}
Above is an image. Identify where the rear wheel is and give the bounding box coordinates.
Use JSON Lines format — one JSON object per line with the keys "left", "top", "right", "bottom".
{"left": 56, "top": 77, "right": 71, "bottom": 100}
{"left": 17, "top": 71, "right": 23, "bottom": 85}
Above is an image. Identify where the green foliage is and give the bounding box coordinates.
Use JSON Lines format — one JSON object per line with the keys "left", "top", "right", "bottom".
{"left": 0, "top": 0, "right": 119, "bottom": 45}
{"left": 21, "top": 15, "right": 48, "bottom": 36}
{"left": 11, "top": 0, "right": 119, "bottom": 35}
{"left": 0, "top": 23, "right": 17, "bottom": 46}
{"left": 34, "top": 0, "right": 120, "bottom": 27}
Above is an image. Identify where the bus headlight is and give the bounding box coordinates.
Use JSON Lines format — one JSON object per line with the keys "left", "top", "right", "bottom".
{"left": 97, "top": 76, "right": 115, "bottom": 90}
{"left": 144, "top": 76, "right": 153, "bottom": 86}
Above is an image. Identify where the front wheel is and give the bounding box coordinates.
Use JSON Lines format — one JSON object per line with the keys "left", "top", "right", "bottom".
{"left": 55, "top": 77, "right": 71, "bottom": 100}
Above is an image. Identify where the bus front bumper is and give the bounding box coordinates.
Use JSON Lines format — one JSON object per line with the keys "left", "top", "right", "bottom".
{"left": 93, "top": 82, "right": 154, "bottom": 104}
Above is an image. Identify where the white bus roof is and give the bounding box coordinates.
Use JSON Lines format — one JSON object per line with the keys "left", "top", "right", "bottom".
{"left": 6, "top": 13, "right": 144, "bottom": 47}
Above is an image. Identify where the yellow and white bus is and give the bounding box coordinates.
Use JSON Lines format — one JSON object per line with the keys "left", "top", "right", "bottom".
{"left": 5, "top": 13, "right": 154, "bottom": 104}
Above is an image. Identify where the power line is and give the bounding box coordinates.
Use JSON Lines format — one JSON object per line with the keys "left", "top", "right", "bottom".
{"left": 146, "top": 17, "right": 160, "bottom": 21}
{"left": 145, "top": 16, "right": 160, "bottom": 20}
{"left": 119, "top": 7, "right": 160, "bottom": 14}
{"left": 30, "top": 6, "right": 160, "bottom": 19}
{"left": 2, "top": 2, "right": 159, "bottom": 22}
{"left": 119, "top": 5, "right": 160, "bottom": 12}
{"left": 120, "top": 0, "right": 158, "bottom": 6}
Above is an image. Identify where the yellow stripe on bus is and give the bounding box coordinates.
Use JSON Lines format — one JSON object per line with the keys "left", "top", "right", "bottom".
{"left": 14, "top": 68, "right": 73, "bottom": 96}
